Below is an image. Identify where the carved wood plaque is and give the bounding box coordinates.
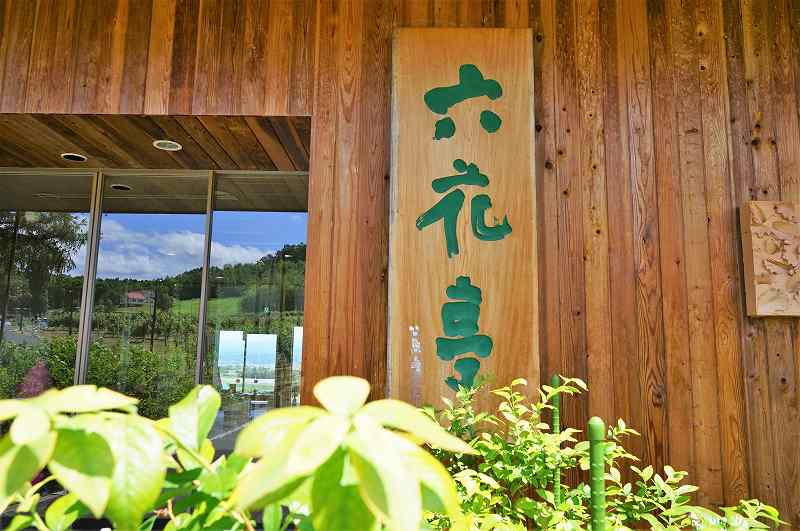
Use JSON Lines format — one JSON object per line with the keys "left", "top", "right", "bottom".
{"left": 740, "top": 201, "right": 800, "bottom": 316}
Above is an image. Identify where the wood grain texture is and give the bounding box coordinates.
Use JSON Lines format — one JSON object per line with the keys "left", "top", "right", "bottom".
{"left": 0, "top": 0, "right": 799, "bottom": 522}
{"left": 389, "top": 28, "right": 538, "bottom": 410}
{"left": 0, "top": 0, "right": 313, "bottom": 115}
{"left": 0, "top": 114, "right": 310, "bottom": 171}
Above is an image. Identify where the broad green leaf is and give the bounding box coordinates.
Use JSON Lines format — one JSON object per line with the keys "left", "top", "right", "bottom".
{"left": 311, "top": 450, "right": 377, "bottom": 531}
{"left": 358, "top": 399, "right": 476, "bottom": 454}
{"left": 347, "top": 424, "right": 422, "bottom": 531}
{"left": 138, "top": 516, "right": 158, "bottom": 531}
{"left": 9, "top": 404, "right": 50, "bottom": 445}
{"left": 49, "top": 428, "right": 114, "bottom": 517}
{"left": 5, "top": 514, "right": 35, "bottom": 531}
{"left": 95, "top": 416, "right": 166, "bottom": 531}
{"left": 235, "top": 406, "right": 325, "bottom": 458}
{"left": 287, "top": 414, "right": 350, "bottom": 476}
{"left": 231, "top": 422, "right": 307, "bottom": 510}
{"left": 313, "top": 376, "right": 370, "bottom": 416}
{"left": 177, "top": 438, "right": 215, "bottom": 470}
{"left": 0, "top": 431, "right": 54, "bottom": 502}
{"left": 32, "top": 386, "right": 138, "bottom": 413}
{"left": 262, "top": 503, "right": 283, "bottom": 531}
{"left": 168, "top": 385, "right": 221, "bottom": 450}
{"left": 45, "top": 492, "right": 88, "bottom": 531}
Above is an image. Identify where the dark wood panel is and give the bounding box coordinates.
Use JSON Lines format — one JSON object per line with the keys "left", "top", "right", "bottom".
{"left": 306, "top": 0, "right": 798, "bottom": 524}
{"left": 0, "top": 0, "right": 314, "bottom": 115}
{"left": 0, "top": 114, "right": 310, "bottom": 171}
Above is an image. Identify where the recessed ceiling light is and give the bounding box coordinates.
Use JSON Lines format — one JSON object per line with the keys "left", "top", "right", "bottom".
{"left": 60, "top": 152, "right": 87, "bottom": 162}
{"left": 153, "top": 139, "right": 182, "bottom": 151}
{"left": 110, "top": 183, "right": 132, "bottom": 192}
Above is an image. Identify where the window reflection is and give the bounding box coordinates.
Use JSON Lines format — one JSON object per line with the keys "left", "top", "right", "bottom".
{"left": 87, "top": 175, "right": 207, "bottom": 418}
{"left": 205, "top": 176, "right": 307, "bottom": 453}
{"left": 0, "top": 174, "right": 91, "bottom": 400}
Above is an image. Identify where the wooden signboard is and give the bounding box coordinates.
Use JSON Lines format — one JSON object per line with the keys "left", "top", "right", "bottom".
{"left": 740, "top": 201, "right": 800, "bottom": 316}
{"left": 389, "top": 28, "right": 537, "bottom": 408}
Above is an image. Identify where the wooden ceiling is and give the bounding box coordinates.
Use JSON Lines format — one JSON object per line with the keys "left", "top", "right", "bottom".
{"left": 0, "top": 114, "right": 310, "bottom": 171}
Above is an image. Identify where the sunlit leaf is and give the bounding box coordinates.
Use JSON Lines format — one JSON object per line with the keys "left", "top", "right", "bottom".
{"left": 347, "top": 423, "right": 422, "bottom": 531}
{"left": 313, "top": 376, "right": 370, "bottom": 416}
{"left": 45, "top": 492, "right": 88, "bottom": 531}
{"left": 32, "top": 386, "right": 138, "bottom": 414}
{"left": 231, "top": 423, "right": 307, "bottom": 510}
{"left": 287, "top": 415, "right": 350, "bottom": 476}
{"left": 168, "top": 385, "right": 220, "bottom": 450}
{"left": 311, "top": 451, "right": 377, "bottom": 531}
{"left": 358, "top": 399, "right": 476, "bottom": 454}
{"left": 234, "top": 406, "right": 325, "bottom": 458}
{"left": 49, "top": 428, "right": 114, "bottom": 517}
{"left": 9, "top": 404, "right": 50, "bottom": 445}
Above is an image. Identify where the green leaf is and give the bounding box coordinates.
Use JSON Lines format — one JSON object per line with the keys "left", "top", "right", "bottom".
{"left": 313, "top": 376, "right": 370, "bottom": 416}
{"left": 0, "top": 433, "right": 57, "bottom": 502}
{"left": 287, "top": 414, "right": 350, "bottom": 476}
{"left": 347, "top": 423, "right": 422, "bottom": 531}
{"left": 311, "top": 450, "right": 377, "bottom": 531}
{"left": 262, "top": 504, "right": 283, "bottom": 531}
{"left": 49, "top": 428, "right": 114, "bottom": 517}
{"left": 168, "top": 385, "right": 221, "bottom": 450}
{"left": 9, "top": 404, "right": 50, "bottom": 445}
{"left": 358, "top": 399, "right": 476, "bottom": 454}
{"left": 5, "top": 514, "right": 35, "bottom": 531}
{"left": 235, "top": 406, "right": 325, "bottom": 458}
{"left": 95, "top": 416, "right": 166, "bottom": 531}
{"left": 231, "top": 422, "right": 307, "bottom": 510}
{"left": 32, "top": 386, "right": 138, "bottom": 413}
{"left": 45, "top": 492, "right": 88, "bottom": 531}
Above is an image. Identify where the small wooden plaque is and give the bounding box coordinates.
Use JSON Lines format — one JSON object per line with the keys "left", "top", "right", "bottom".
{"left": 740, "top": 201, "right": 800, "bottom": 316}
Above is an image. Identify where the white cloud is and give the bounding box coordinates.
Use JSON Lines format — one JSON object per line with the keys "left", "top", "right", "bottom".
{"left": 80, "top": 219, "right": 274, "bottom": 280}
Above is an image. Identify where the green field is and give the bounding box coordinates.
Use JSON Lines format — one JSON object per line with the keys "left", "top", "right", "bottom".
{"left": 172, "top": 296, "right": 243, "bottom": 318}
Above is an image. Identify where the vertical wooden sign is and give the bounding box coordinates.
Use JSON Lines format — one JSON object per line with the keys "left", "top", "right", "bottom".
{"left": 389, "top": 28, "right": 537, "bottom": 409}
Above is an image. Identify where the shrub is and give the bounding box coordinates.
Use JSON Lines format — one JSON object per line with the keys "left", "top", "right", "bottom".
{"left": 0, "top": 376, "right": 471, "bottom": 531}
{"left": 424, "top": 378, "right": 783, "bottom": 530}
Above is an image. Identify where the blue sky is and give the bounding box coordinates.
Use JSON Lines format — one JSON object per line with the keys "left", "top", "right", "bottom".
{"left": 72, "top": 211, "right": 307, "bottom": 279}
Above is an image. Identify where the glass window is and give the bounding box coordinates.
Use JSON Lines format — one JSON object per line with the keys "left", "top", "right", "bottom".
{"left": 204, "top": 174, "right": 307, "bottom": 453}
{"left": 0, "top": 172, "right": 92, "bottom": 399}
{"left": 87, "top": 173, "right": 208, "bottom": 418}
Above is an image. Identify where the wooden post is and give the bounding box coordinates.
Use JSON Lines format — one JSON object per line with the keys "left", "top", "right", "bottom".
{"left": 551, "top": 373, "right": 562, "bottom": 506}
{"left": 588, "top": 416, "right": 606, "bottom": 531}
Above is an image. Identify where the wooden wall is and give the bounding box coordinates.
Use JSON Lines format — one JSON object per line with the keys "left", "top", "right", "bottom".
{"left": 0, "top": 0, "right": 314, "bottom": 114}
{"left": 0, "top": 0, "right": 798, "bottom": 525}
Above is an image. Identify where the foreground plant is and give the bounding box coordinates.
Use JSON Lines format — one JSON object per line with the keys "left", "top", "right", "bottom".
{"left": 425, "top": 378, "right": 783, "bottom": 531}
{"left": 0, "top": 376, "right": 474, "bottom": 530}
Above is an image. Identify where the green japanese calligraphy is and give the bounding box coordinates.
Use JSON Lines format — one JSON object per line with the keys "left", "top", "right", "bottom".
{"left": 436, "top": 276, "right": 492, "bottom": 390}
{"left": 417, "top": 160, "right": 512, "bottom": 257}
{"left": 424, "top": 64, "right": 503, "bottom": 139}
{"left": 446, "top": 357, "right": 481, "bottom": 391}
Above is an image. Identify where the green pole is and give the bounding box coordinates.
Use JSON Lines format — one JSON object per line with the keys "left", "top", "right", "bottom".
{"left": 551, "top": 373, "right": 561, "bottom": 506}
{"left": 588, "top": 416, "right": 606, "bottom": 531}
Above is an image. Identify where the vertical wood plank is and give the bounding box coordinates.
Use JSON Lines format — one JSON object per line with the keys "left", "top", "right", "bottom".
{"left": 602, "top": 0, "right": 644, "bottom": 461}
{"left": 554, "top": 0, "right": 587, "bottom": 434}
{"left": 576, "top": 0, "right": 613, "bottom": 424}
{"left": 264, "top": 0, "right": 293, "bottom": 114}
{"left": 144, "top": 0, "right": 177, "bottom": 114}
{"left": 648, "top": 0, "right": 694, "bottom": 478}
{"left": 119, "top": 0, "right": 153, "bottom": 114}
{"left": 671, "top": 0, "right": 724, "bottom": 503}
{"left": 166, "top": 0, "right": 200, "bottom": 114}
{"left": 621, "top": 0, "right": 666, "bottom": 471}
{"left": 531, "top": 0, "right": 562, "bottom": 387}
{"left": 697, "top": 0, "right": 750, "bottom": 504}
{"left": 0, "top": 0, "right": 36, "bottom": 112}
